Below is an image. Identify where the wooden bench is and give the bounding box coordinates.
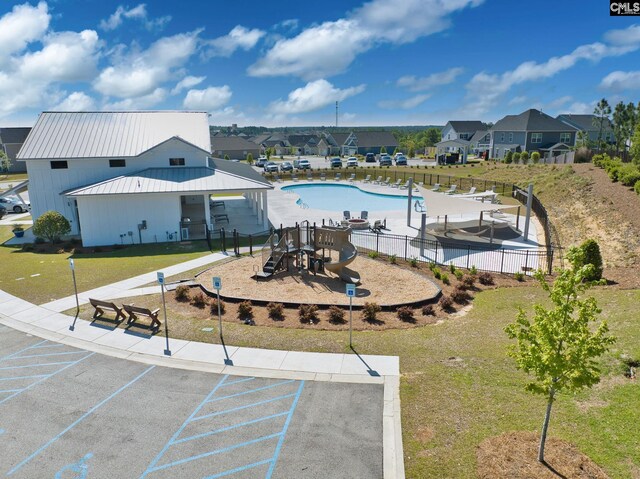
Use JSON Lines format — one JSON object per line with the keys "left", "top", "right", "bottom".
{"left": 213, "top": 213, "right": 229, "bottom": 223}
{"left": 210, "top": 200, "right": 225, "bottom": 209}
{"left": 89, "top": 298, "right": 126, "bottom": 322}
{"left": 123, "top": 304, "right": 161, "bottom": 331}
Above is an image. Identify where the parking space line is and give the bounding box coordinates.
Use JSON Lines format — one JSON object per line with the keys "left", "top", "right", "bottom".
{"left": 219, "top": 377, "right": 255, "bottom": 388}
{"left": 0, "top": 340, "right": 49, "bottom": 362}
{"left": 6, "top": 365, "right": 155, "bottom": 476}
{"left": 9, "top": 351, "right": 88, "bottom": 360}
{"left": 204, "top": 380, "right": 295, "bottom": 404}
{"left": 191, "top": 393, "right": 296, "bottom": 423}
{"left": 26, "top": 343, "right": 65, "bottom": 350}
{"left": 0, "top": 360, "right": 79, "bottom": 371}
{"left": 0, "top": 389, "right": 22, "bottom": 394}
{"left": 0, "top": 374, "right": 48, "bottom": 382}
{"left": 202, "top": 458, "right": 273, "bottom": 479}
{"left": 0, "top": 353, "right": 95, "bottom": 406}
{"left": 266, "top": 381, "right": 304, "bottom": 479}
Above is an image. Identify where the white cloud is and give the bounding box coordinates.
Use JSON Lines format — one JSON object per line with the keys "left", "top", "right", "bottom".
{"left": 464, "top": 25, "right": 640, "bottom": 116}
{"left": 546, "top": 95, "right": 573, "bottom": 109}
{"left": 104, "top": 87, "right": 167, "bottom": 110}
{"left": 566, "top": 101, "right": 593, "bottom": 114}
{"left": 397, "top": 67, "right": 464, "bottom": 91}
{"left": 378, "top": 94, "right": 431, "bottom": 110}
{"left": 183, "top": 85, "right": 232, "bottom": 110}
{"left": 600, "top": 70, "right": 640, "bottom": 91}
{"left": 171, "top": 75, "right": 206, "bottom": 94}
{"left": 51, "top": 92, "right": 96, "bottom": 111}
{"left": 604, "top": 24, "right": 640, "bottom": 46}
{"left": 99, "top": 4, "right": 171, "bottom": 31}
{"left": 269, "top": 79, "right": 366, "bottom": 114}
{"left": 204, "top": 25, "right": 265, "bottom": 58}
{"left": 94, "top": 31, "right": 200, "bottom": 98}
{"left": 249, "top": 0, "right": 483, "bottom": 80}
{"left": 274, "top": 19, "right": 299, "bottom": 32}
{"left": 508, "top": 96, "right": 527, "bottom": 106}
{"left": 0, "top": 2, "right": 50, "bottom": 60}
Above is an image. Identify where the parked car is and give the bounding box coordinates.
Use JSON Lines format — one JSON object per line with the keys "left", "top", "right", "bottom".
{"left": 395, "top": 155, "right": 407, "bottom": 166}
{"left": 255, "top": 156, "right": 268, "bottom": 167}
{"left": 263, "top": 161, "right": 279, "bottom": 173}
{"left": 293, "top": 159, "right": 311, "bottom": 170}
{"left": 0, "top": 196, "right": 30, "bottom": 213}
{"left": 394, "top": 152, "right": 404, "bottom": 158}
{"left": 365, "top": 152, "right": 376, "bottom": 162}
{"left": 0, "top": 205, "right": 6, "bottom": 220}
{"left": 379, "top": 155, "right": 392, "bottom": 166}
{"left": 330, "top": 158, "right": 343, "bottom": 168}
{"left": 346, "top": 157, "right": 358, "bottom": 168}
{"left": 280, "top": 161, "right": 293, "bottom": 172}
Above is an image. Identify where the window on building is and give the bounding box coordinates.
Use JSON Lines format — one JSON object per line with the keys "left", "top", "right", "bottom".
{"left": 531, "top": 133, "right": 543, "bottom": 143}
{"left": 50, "top": 161, "right": 68, "bottom": 169}
{"left": 109, "top": 159, "right": 126, "bottom": 167}
{"left": 560, "top": 133, "right": 571, "bottom": 144}
{"left": 508, "top": 133, "right": 513, "bottom": 142}
{"left": 500, "top": 133, "right": 505, "bottom": 142}
{"left": 169, "top": 158, "right": 185, "bottom": 166}
{"left": 459, "top": 133, "right": 468, "bottom": 140}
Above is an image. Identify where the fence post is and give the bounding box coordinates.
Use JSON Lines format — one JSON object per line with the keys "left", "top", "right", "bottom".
{"left": 249, "top": 235, "right": 253, "bottom": 256}
{"left": 221, "top": 228, "right": 226, "bottom": 252}
{"left": 524, "top": 250, "right": 529, "bottom": 273}
{"left": 376, "top": 232, "right": 380, "bottom": 254}
{"left": 500, "top": 249, "right": 505, "bottom": 273}
{"left": 434, "top": 241, "right": 438, "bottom": 264}
{"left": 466, "top": 246, "right": 470, "bottom": 269}
{"left": 404, "top": 236, "right": 408, "bottom": 260}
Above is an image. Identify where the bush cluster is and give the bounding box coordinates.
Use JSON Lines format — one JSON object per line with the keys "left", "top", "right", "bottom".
{"left": 438, "top": 295, "right": 454, "bottom": 312}
{"left": 190, "top": 292, "right": 208, "bottom": 308}
{"left": 298, "top": 304, "right": 319, "bottom": 324}
{"left": 175, "top": 285, "right": 190, "bottom": 302}
{"left": 209, "top": 298, "right": 226, "bottom": 315}
{"left": 593, "top": 153, "right": 640, "bottom": 194}
{"left": 396, "top": 306, "right": 414, "bottom": 322}
{"left": 327, "top": 305, "right": 345, "bottom": 323}
{"left": 266, "top": 302, "right": 285, "bottom": 320}
{"left": 421, "top": 304, "right": 435, "bottom": 316}
{"left": 450, "top": 286, "right": 471, "bottom": 304}
{"left": 361, "top": 302, "right": 381, "bottom": 322}
{"left": 238, "top": 301, "right": 253, "bottom": 320}
{"left": 478, "top": 272, "right": 495, "bottom": 285}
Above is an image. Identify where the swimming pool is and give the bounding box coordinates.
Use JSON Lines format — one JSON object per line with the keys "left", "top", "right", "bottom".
{"left": 282, "top": 184, "right": 420, "bottom": 212}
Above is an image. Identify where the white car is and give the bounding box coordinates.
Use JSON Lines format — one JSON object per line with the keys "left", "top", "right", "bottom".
{"left": 0, "top": 196, "right": 30, "bottom": 213}
{"left": 346, "top": 157, "right": 358, "bottom": 168}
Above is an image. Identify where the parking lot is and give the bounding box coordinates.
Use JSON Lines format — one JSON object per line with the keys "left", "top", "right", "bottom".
{"left": 253, "top": 155, "right": 434, "bottom": 172}
{"left": 0, "top": 326, "right": 383, "bottom": 478}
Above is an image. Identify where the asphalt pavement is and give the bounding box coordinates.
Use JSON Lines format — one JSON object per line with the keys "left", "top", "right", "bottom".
{"left": 0, "top": 326, "right": 383, "bottom": 478}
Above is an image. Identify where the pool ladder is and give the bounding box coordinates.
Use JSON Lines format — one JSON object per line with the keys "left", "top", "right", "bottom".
{"left": 295, "top": 198, "right": 309, "bottom": 209}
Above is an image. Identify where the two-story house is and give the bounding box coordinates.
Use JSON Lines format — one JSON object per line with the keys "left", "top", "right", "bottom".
{"left": 556, "top": 114, "right": 615, "bottom": 147}
{"left": 441, "top": 121, "right": 487, "bottom": 142}
{"left": 489, "top": 109, "right": 578, "bottom": 159}
{"left": 0, "top": 127, "right": 31, "bottom": 173}
{"left": 18, "top": 111, "right": 272, "bottom": 247}
{"left": 469, "top": 130, "right": 491, "bottom": 157}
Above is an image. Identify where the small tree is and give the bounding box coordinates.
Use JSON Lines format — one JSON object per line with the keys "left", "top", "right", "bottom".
{"left": 0, "top": 150, "right": 11, "bottom": 176}
{"left": 576, "top": 239, "right": 603, "bottom": 281}
{"left": 32, "top": 211, "right": 71, "bottom": 244}
{"left": 631, "top": 123, "right": 640, "bottom": 165}
{"left": 380, "top": 146, "right": 387, "bottom": 154}
{"left": 513, "top": 152, "right": 521, "bottom": 163}
{"left": 531, "top": 151, "right": 541, "bottom": 163}
{"left": 266, "top": 148, "right": 272, "bottom": 160}
{"left": 408, "top": 146, "right": 415, "bottom": 158}
{"left": 520, "top": 151, "right": 529, "bottom": 163}
{"left": 505, "top": 248, "right": 615, "bottom": 463}
{"left": 246, "top": 153, "right": 254, "bottom": 164}
{"left": 504, "top": 151, "right": 513, "bottom": 164}
{"left": 224, "top": 154, "right": 230, "bottom": 161}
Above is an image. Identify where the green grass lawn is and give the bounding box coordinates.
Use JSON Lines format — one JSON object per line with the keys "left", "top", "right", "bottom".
{"left": 67, "top": 284, "right": 639, "bottom": 479}
{"left": 0, "top": 225, "right": 213, "bottom": 304}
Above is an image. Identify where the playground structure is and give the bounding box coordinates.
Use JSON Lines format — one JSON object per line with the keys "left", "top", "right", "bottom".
{"left": 258, "top": 222, "right": 360, "bottom": 284}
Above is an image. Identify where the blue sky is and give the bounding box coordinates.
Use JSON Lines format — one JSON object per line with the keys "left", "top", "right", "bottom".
{"left": 1, "top": 0, "right": 639, "bottom": 127}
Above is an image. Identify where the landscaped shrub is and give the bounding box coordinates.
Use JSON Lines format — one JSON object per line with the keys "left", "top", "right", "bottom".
{"left": 438, "top": 295, "right": 455, "bottom": 312}
{"left": 389, "top": 254, "right": 397, "bottom": 264}
{"left": 514, "top": 272, "right": 525, "bottom": 282}
{"left": 454, "top": 270, "right": 464, "bottom": 281}
{"left": 238, "top": 301, "right": 253, "bottom": 320}
{"left": 209, "top": 298, "right": 226, "bottom": 315}
{"left": 578, "top": 238, "right": 604, "bottom": 281}
{"left": 618, "top": 164, "right": 640, "bottom": 187}
{"left": 410, "top": 257, "right": 418, "bottom": 267}
{"left": 432, "top": 267, "right": 442, "bottom": 280}
{"left": 368, "top": 251, "right": 379, "bottom": 259}
{"left": 190, "top": 292, "right": 208, "bottom": 308}
{"left": 327, "top": 305, "right": 346, "bottom": 323}
{"left": 32, "top": 210, "right": 71, "bottom": 244}
{"left": 440, "top": 273, "right": 450, "bottom": 285}
{"left": 460, "top": 274, "right": 476, "bottom": 289}
{"left": 266, "top": 302, "right": 284, "bottom": 321}
{"left": 449, "top": 263, "right": 456, "bottom": 273}
{"left": 470, "top": 265, "right": 478, "bottom": 275}
{"left": 531, "top": 151, "right": 540, "bottom": 164}
{"left": 520, "top": 151, "right": 529, "bottom": 163}
{"left": 513, "top": 152, "right": 521, "bottom": 163}
{"left": 478, "top": 272, "right": 495, "bottom": 285}
{"left": 504, "top": 151, "right": 513, "bottom": 164}
{"left": 396, "top": 306, "right": 415, "bottom": 322}
{"left": 362, "top": 302, "right": 381, "bottom": 322}
{"left": 175, "top": 285, "right": 191, "bottom": 302}
{"left": 592, "top": 153, "right": 605, "bottom": 167}
{"left": 421, "top": 304, "right": 435, "bottom": 316}
{"left": 450, "top": 286, "right": 471, "bottom": 304}
{"left": 635, "top": 179, "right": 640, "bottom": 195}
{"left": 298, "top": 304, "right": 319, "bottom": 324}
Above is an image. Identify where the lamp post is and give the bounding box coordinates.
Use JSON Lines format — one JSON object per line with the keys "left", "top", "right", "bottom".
{"left": 68, "top": 258, "right": 79, "bottom": 331}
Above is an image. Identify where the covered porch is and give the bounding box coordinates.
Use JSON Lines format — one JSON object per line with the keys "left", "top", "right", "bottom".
{"left": 434, "top": 139, "right": 470, "bottom": 164}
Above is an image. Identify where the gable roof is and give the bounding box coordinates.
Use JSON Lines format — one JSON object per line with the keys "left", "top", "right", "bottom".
{"left": 287, "top": 134, "right": 319, "bottom": 147}
{"left": 470, "top": 130, "right": 490, "bottom": 143}
{"left": 17, "top": 111, "right": 211, "bottom": 160}
{"left": 350, "top": 131, "right": 398, "bottom": 147}
{"left": 556, "top": 114, "right": 613, "bottom": 131}
{"left": 329, "top": 133, "right": 350, "bottom": 146}
{"left": 208, "top": 157, "right": 270, "bottom": 185}
{"left": 210, "top": 136, "right": 260, "bottom": 152}
{"left": 492, "top": 109, "right": 577, "bottom": 132}
{"left": 0, "top": 127, "right": 31, "bottom": 145}
{"left": 447, "top": 121, "right": 487, "bottom": 132}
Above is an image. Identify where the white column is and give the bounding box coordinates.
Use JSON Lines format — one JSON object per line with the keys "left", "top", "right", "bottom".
{"left": 204, "top": 194, "right": 211, "bottom": 230}
{"left": 261, "top": 191, "right": 269, "bottom": 229}
{"left": 252, "top": 191, "right": 258, "bottom": 215}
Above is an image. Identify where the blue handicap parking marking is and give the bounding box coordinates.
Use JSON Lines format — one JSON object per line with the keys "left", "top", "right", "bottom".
{"left": 0, "top": 340, "right": 94, "bottom": 406}
{"left": 140, "top": 375, "right": 304, "bottom": 479}
{"left": 54, "top": 453, "right": 93, "bottom": 479}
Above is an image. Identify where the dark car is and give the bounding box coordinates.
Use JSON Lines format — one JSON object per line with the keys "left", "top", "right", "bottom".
{"left": 263, "top": 161, "right": 279, "bottom": 173}
{"left": 395, "top": 155, "right": 407, "bottom": 166}
{"left": 330, "top": 158, "right": 343, "bottom": 168}
{"left": 0, "top": 205, "right": 6, "bottom": 220}
{"left": 379, "top": 155, "right": 392, "bottom": 166}
{"left": 280, "top": 161, "right": 293, "bottom": 172}
{"left": 365, "top": 152, "right": 376, "bottom": 162}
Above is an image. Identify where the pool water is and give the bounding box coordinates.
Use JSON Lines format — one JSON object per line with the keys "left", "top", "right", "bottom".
{"left": 282, "top": 184, "right": 420, "bottom": 212}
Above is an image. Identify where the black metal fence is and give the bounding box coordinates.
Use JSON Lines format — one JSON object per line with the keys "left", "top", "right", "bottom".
{"left": 350, "top": 230, "right": 554, "bottom": 275}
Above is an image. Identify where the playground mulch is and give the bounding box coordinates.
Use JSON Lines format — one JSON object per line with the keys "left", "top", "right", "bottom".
{"left": 196, "top": 255, "right": 440, "bottom": 307}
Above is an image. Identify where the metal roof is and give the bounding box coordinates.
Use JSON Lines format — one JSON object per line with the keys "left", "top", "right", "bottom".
{"left": 65, "top": 166, "right": 273, "bottom": 197}
{"left": 18, "top": 111, "right": 211, "bottom": 160}
{"left": 491, "top": 109, "right": 577, "bottom": 132}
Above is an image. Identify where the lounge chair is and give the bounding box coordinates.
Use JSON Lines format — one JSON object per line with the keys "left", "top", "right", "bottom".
{"left": 399, "top": 180, "right": 411, "bottom": 190}
{"left": 360, "top": 211, "right": 368, "bottom": 220}
{"left": 320, "top": 173, "right": 326, "bottom": 181}
{"left": 414, "top": 181, "right": 423, "bottom": 192}
{"left": 431, "top": 183, "right": 441, "bottom": 191}
{"left": 348, "top": 173, "right": 356, "bottom": 182}
{"left": 382, "top": 177, "right": 391, "bottom": 186}
{"left": 362, "top": 175, "right": 372, "bottom": 183}
{"left": 370, "top": 219, "right": 383, "bottom": 233}
{"left": 335, "top": 173, "right": 341, "bottom": 181}
{"left": 445, "top": 184, "right": 457, "bottom": 194}
{"left": 390, "top": 179, "right": 402, "bottom": 188}
{"left": 343, "top": 210, "right": 351, "bottom": 220}
{"left": 467, "top": 186, "right": 477, "bottom": 195}
{"left": 373, "top": 176, "right": 383, "bottom": 184}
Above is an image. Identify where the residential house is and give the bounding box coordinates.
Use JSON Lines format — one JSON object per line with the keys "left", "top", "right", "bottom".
{"left": 327, "top": 131, "right": 398, "bottom": 156}
{"left": 0, "top": 127, "right": 31, "bottom": 173}
{"left": 489, "top": 109, "right": 578, "bottom": 159}
{"left": 556, "top": 114, "right": 615, "bottom": 146}
{"left": 210, "top": 135, "right": 260, "bottom": 160}
{"left": 287, "top": 134, "right": 321, "bottom": 155}
{"left": 441, "top": 121, "right": 487, "bottom": 142}
{"left": 469, "top": 130, "right": 491, "bottom": 157}
{"left": 18, "top": 111, "right": 272, "bottom": 246}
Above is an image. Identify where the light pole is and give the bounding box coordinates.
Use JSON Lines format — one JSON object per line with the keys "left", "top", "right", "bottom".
{"left": 157, "top": 272, "right": 170, "bottom": 356}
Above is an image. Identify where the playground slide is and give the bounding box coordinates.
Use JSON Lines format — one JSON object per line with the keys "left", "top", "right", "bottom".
{"left": 323, "top": 241, "right": 360, "bottom": 284}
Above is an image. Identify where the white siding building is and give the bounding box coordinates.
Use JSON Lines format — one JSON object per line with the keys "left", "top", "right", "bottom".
{"left": 18, "top": 111, "right": 272, "bottom": 246}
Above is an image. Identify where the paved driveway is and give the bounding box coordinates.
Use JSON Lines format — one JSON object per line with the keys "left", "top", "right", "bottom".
{"left": 0, "top": 326, "right": 383, "bottom": 478}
